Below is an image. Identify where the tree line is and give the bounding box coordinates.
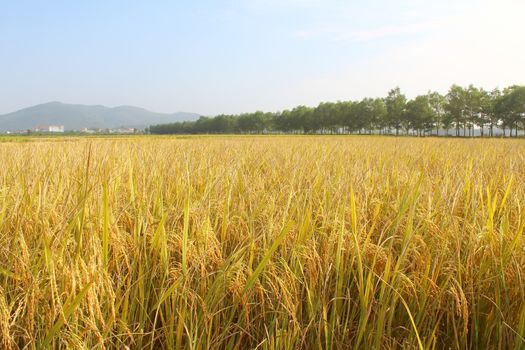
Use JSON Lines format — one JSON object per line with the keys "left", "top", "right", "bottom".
{"left": 149, "top": 85, "right": 525, "bottom": 136}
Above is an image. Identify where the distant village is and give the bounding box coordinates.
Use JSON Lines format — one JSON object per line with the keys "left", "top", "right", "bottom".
{"left": 4, "top": 125, "right": 139, "bottom": 134}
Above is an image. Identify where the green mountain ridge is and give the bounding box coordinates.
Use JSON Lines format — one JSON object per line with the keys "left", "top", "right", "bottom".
{"left": 0, "top": 102, "right": 200, "bottom": 131}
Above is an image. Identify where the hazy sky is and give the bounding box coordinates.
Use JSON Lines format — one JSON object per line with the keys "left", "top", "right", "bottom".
{"left": 1, "top": 0, "right": 524, "bottom": 115}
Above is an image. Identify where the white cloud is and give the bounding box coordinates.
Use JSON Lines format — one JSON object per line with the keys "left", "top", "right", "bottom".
{"left": 289, "top": 2, "right": 455, "bottom": 43}
{"left": 347, "top": 19, "right": 447, "bottom": 42}
{"left": 255, "top": 0, "right": 525, "bottom": 113}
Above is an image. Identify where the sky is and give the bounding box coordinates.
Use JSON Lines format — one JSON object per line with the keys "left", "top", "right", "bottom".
{"left": 1, "top": 0, "right": 524, "bottom": 116}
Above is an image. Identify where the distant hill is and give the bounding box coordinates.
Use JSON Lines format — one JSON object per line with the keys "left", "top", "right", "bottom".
{"left": 0, "top": 102, "right": 200, "bottom": 131}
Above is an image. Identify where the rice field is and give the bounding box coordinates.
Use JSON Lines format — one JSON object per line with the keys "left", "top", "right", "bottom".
{"left": 0, "top": 136, "right": 524, "bottom": 349}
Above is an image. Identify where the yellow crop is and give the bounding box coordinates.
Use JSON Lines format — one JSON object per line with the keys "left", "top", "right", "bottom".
{"left": 0, "top": 136, "right": 524, "bottom": 349}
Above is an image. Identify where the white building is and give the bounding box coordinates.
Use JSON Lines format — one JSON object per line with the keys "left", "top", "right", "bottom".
{"left": 115, "top": 127, "right": 136, "bottom": 134}
{"left": 35, "top": 125, "right": 65, "bottom": 133}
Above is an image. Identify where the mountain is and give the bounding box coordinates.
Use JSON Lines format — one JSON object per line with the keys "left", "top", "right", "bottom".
{"left": 0, "top": 102, "right": 200, "bottom": 131}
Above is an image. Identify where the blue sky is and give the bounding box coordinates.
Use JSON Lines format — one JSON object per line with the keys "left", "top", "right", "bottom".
{"left": 1, "top": 0, "right": 524, "bottom": 115}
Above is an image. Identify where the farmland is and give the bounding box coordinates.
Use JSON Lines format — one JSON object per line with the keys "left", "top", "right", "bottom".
{"left": 0, "top": 136, "right": 524, "bottom": 349}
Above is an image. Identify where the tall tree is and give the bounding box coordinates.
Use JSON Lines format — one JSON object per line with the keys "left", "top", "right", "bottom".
{"left": 339, "top": 101, "right": 356, "bottom": 134}
{"left": 405, "top": 95, "right": 434, "bottom": 136}
{"left": 315, "top": 102, "right": 338, "bottom": 134}
{"left": 485, "top": 88, "right": 502, "bottom": 137}
{"left": 290, "top": 105, "right": 314, "bottom": 134}
{"left": 428, "top": 91, "right": 446, "bottom": 135}
{"left": 463, "top": 85, "right": 482, "bottom": 136}
{"left": 498, "top": 86, "right": 525, "bottom": 137}
{"left": 370, "top": 98, "right": 387, "bottom": 134}
{"left": 355, "top": 98, "right": 374, "bottom": 134}
{"left": 386, "top": 87, "right": 407, "bottom": 135}
{"left": 445, "top": 85, "right": 466, "bottom": 136}
{"left": 478, "top": 89, "right": 497, "bottom": 137}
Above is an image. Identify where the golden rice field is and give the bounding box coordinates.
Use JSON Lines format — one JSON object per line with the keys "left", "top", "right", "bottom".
{"left": 0, "top": 136, "right": 524, "bottom": 349}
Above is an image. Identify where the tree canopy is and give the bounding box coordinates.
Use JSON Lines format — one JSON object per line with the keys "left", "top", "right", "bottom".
{"left": 150, "top": 84, "right": 525, "bottom": 136}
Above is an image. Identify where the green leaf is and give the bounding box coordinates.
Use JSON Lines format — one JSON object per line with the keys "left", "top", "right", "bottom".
{"left": 42, "top": 281, "right": 94, "bottom": 348}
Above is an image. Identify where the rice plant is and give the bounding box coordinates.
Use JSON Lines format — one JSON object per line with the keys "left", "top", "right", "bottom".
{"left": 0, "top": 136, "right": 524, "bottom": 349}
